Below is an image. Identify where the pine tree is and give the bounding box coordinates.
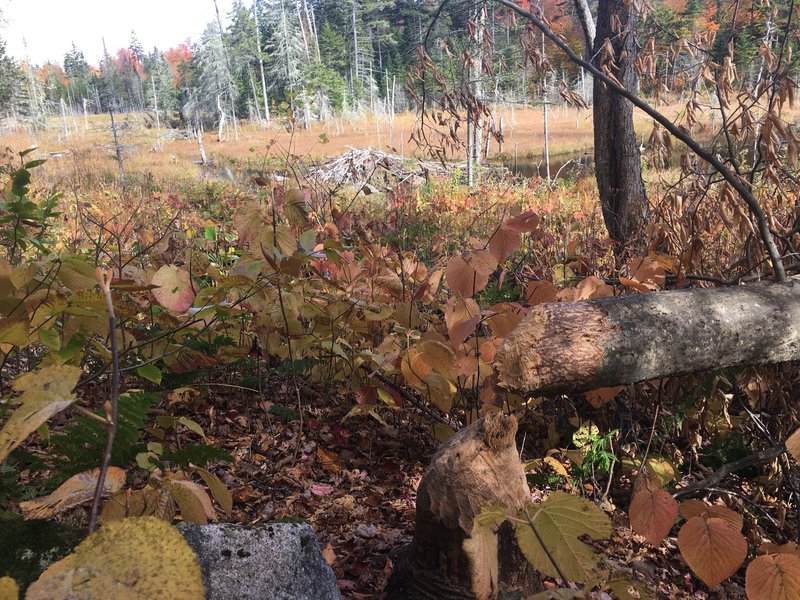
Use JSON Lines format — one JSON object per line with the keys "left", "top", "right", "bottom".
{"left": 195, "top": 22, "right": 239, "bottom": 139}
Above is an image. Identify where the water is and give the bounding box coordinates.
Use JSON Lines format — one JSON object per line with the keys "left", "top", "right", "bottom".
{"left": 497, "top": 151, "right": 594, "bottom": 180}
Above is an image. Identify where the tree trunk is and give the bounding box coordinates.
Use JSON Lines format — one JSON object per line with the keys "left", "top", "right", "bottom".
{"left": 591, "top": 0, "right": 647, "bottom": 248}
{"left": 386, "top": 413, "right": 542, "bottom": 599}
{"left": 495, "top": 278, "right": 800, "bottom": 395}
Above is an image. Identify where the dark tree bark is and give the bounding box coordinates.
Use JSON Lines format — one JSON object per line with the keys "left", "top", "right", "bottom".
{"left": 591, "top": 0, "right": 647, "bottom": 248}
{"left": 495, "top": 277, "right": 800, "bottom": 395}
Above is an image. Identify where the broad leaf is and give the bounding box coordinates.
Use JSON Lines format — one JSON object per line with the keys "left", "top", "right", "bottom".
{"left": 746, "top": 553, "right": 800, "bottom": 600}
{"left": 151, "top": 265, "right": 195, "bottom": 313}
{"left": 166, "top": 479, "right": 216, "bottom": 524}
{"left": 503, "top": 210, "right": 540, "bottom": 233}
{"left": 525, "top": 280, "right": 558, "bottom": 306}
{"left": 677, "top": 516, "right": 747, "bottom": 588}
{"left": 27, "top": 517, "right": 204, "bottom": 600}
{"left": 234, "top": 202, "right": 267, "bottom": 244}
{"left": 446, "top": 251, "right": 497, "bottom": 297}
{"left": 20, "top": 467, "right": 126, "bottom": 519}
{"left": 136, "top": 364, "right": 162, "bottom": 384}
{"left": 488, "top": 226, "right": 520, "bottom": 263}
{"left": 629, "top": 481, "right": 678, "bottom": 545}
{"left": 57, "top": 255, "right": 97, "bottom": 291}
{"left": 0, "top": 576, "right": 18, "bottom": 600}
{"left": 192, "top": 466, "right": 233, "bottom": 516}
{"left": 678, "top": 499, "right": 743, "bottom": 532}
{"left": 514, "top": 491, "right": 612, "bottom": 582}
{"left": 0, "top": 365, "right": 81, "bottom": 461}
{"left": 444, "top": 296, "right": 481, "bottom": 344}
{"left": 786, "top": 428, "right": 800, "bottom": 463}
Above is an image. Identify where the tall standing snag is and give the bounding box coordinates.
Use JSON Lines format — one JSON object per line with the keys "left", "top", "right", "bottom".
{"left": 387, "top": 412, "right": 542, "bottom": 599}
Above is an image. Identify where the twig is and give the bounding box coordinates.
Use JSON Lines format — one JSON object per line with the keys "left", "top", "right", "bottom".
{"left": 88, "top": 269, "right": 120, "bottom": 532}
{"left": 360, "top": 364, "right": 454, "bottom": 428}
{"left": 672, "top": 445, "right": 786, "bottom": 499}
{"left": 493, "top": 0, "right": 787, "bottom": 282}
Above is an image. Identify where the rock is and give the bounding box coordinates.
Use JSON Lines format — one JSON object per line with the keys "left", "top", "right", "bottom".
{"left": 179, "top": 522, "right": 340, "bottom": 600}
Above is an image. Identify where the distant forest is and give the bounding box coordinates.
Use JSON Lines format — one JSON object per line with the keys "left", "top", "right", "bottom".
{"left": 0, "top": 0, "right": 789, "bottom": 135}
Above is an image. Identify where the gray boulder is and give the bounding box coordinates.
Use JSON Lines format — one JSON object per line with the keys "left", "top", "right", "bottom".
{"left": 179, "top": 522, "right": 340, "bottom": 600}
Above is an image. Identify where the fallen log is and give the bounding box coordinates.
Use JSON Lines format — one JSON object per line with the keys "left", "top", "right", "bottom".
{"left": 386, "top": 412, "right": 542, "bottom": 599}
{"left": 495, "top": 277, "right": 800, "bottom": 395}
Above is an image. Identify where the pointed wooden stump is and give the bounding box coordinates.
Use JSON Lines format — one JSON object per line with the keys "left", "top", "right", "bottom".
{"left": 387, "top": 413, "right": 543, "bottom": 599}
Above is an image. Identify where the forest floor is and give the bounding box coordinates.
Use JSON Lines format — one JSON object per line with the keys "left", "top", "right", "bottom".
{"left": 2, "top": 108, "right": 793, "bottom": 599}
{"left": 195, "top": 380, "right": 749, "bottom": 599}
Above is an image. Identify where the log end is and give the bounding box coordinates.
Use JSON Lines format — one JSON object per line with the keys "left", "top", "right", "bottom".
{"left": 495, "top": 302, "right": 611, "bottom": 394}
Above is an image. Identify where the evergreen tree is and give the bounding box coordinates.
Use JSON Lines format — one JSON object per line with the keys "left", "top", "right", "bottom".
{"left": 195, "top": 22, "right": 239, "bottom": 137}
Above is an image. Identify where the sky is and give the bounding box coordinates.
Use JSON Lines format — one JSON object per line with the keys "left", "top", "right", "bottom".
{"left": 1, "top": 0, "right": 239, "bottom": 66}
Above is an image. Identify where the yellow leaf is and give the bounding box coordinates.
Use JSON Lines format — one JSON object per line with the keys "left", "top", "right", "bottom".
{"left": 27, "top": 517, "right": 204, "bottom": 600}
{"left": 57, "top": 255, "right": 97, "bottom": 291}
{"left": 0, "top": 576, "right": 18, "bottom": 600}
{"left": 0, "top": 318, "right": 28, "bottom": 348}
{"left": 0, "top": 365, "right": 81, "bottom": 461}
{"left": 192, "top": 466, "right": 233, "bottom": 516}
{"left": 514, "top": 491, "right": 611, "bottom": 583}
{"left": 786, "top": 428, "right": 800, "bottom": 463}
{"left": 166, "top": 479, "right": 216, "bottom": 524}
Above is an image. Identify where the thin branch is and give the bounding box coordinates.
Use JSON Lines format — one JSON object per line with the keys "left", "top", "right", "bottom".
{"left": 88, "top": 269, "right": 120, "bottom": 532}
{"left": 493, "top": 0, "right": 787, "bottom": 282}
{"left": 672, "top": 445, "right": 785, "bottom": 499}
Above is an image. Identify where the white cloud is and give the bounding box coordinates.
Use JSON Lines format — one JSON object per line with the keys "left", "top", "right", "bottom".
{"left": 1, "top": 0, "right": 238, "bottom": 65}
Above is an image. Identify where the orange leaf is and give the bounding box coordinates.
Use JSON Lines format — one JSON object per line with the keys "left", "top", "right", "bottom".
{"left": 20, "top": 467, "right": 126, "bottom": 519}
{"left": 446, "top": 255, "right": 482, "bottom": 298}
{"left": 629, "top": 484, "right": 678, "bottom": 545}
{"left": 525, "top": 280, "right": 558, "bottom": 306}
{"left": 679, "top": 499, "right": 743, "bottom": 532}
{"left": 416, "top": 340, "right": 458, "bottom": 379}
{"left": 488, "top": 227, "right": 521, "bottom": 262}
{"left": 486, "top": 312, "right": 522, "bottom": 338}
{"left": 503, "top": 209, "right": 540, "bottom": 233}
{"left": 575, "top": 275, "right": 613, "bottom": 300}
{"left": 746, "top": 553, "right": 800, "bottom": 600}
{"left": 620, "top": 256, "right": 666, "bottom": 292}
{"left": 786, "top": 428, "right": 800, "bottom": 463}
{"left": 678, "top": 516, "right": 747, "bottom": 588}
{"left": 584, "top": 386, "right": 622, "bottom": 408}
{"left": 444, "top": 296, "right": 481, "bottom": 344}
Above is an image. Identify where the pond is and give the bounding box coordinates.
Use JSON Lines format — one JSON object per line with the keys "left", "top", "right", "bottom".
{"left": 495, "top": 151, "right": 594, "bottom": 180}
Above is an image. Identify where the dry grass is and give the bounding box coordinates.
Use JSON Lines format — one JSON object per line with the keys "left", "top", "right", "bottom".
{"left": 2, "top": 100, "right": 797, "bottom": 193}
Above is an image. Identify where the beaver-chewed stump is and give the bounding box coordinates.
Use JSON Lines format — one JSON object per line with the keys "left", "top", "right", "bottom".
{"left": 387, "top": 413, "right": 543, "bottom": 599}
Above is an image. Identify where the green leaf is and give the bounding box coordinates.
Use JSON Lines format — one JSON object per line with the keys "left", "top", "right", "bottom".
{"left": 57, "top": 255, "right": 97, "bottom": 291}
{"left": 0, "top": 365, "right": 81, "bottom": 462}
{"left": 203, "top": 225, "right": 217, "bottom": 241}
{"left": 136, "top": 365, "right": 162, "bottom": 385}
{"left": 514, "top": 491, "right": 612, "bottom": 583}
{"left": 23, "top": 159, "right": 47, "bottom": 169}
